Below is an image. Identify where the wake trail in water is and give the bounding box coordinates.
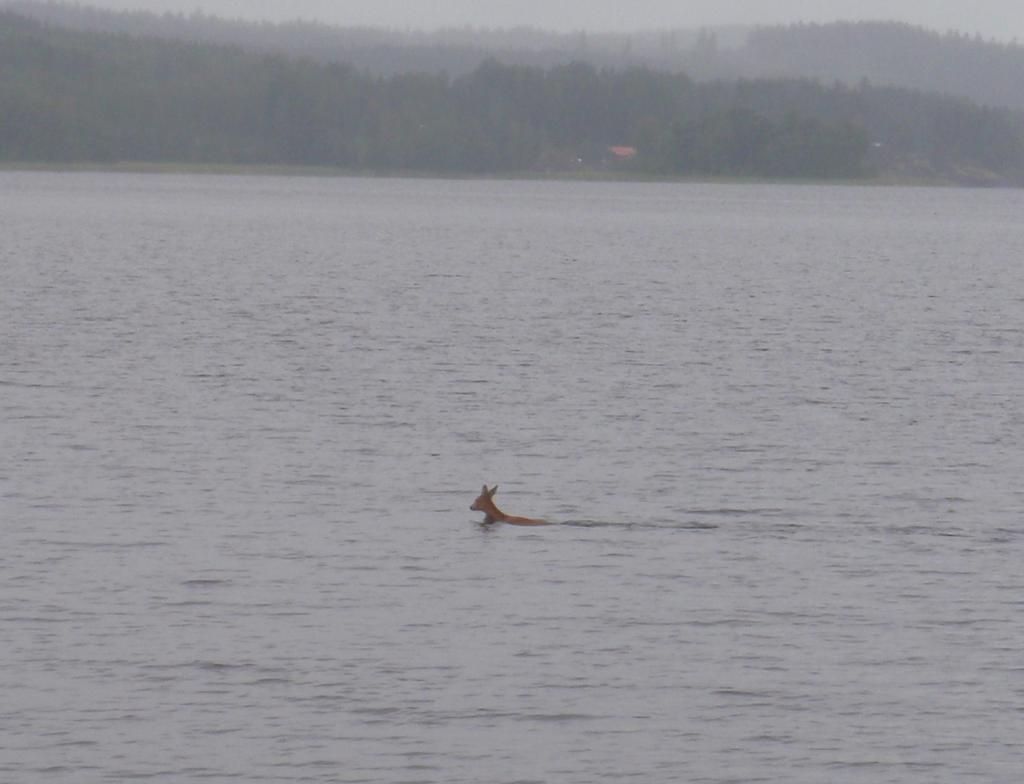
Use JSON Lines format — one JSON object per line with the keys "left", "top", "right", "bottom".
{"left": 554, "top": 519, "right": 719, "bottom": 530}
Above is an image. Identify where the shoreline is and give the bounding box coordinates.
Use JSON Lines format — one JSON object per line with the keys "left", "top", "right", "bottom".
{"left": 0, "top": 159, "right": 987, "bottom": 188}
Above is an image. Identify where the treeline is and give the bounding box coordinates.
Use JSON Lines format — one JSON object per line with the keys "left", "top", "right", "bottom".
{"left": 2, "top": 11, "right": 1023, "bottom": 182}
{"left": 740, "top": 22, "right": 1024, "bottom": 113}
{"left": 1, "top": 0, "right": 741, "bottom": 77}
{"left": 10, "top": 2, "right": 1024, "bottom": 113}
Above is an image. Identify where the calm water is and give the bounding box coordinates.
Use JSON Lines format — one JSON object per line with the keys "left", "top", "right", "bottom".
{"left": 3, "top": 172, "right": 1024, "bottom": 782}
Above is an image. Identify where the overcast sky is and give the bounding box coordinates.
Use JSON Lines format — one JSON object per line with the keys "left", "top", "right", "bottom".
{"left": 73, "top": 1, "right": 1024, "bottom": 40}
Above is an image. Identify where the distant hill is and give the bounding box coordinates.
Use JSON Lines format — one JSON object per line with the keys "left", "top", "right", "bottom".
{"left": 6, "top": 1, "right": 1024, "bottom": 113}
{"left": 737, "top": 22, "right": 1024, "bottom": 112}
{"left": 2, "top": 7, "right": 1023, "bottom": 183}
{"left": 0, "top": 0, "right": 745, "bottom": 78}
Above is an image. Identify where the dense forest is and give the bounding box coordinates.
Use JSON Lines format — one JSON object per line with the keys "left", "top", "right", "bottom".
{"left": 2, "top": 1, "right": 740, "bottom": 77}
{"left": 9, "top": 1, "right": 1024, "bottom": 112}
{"left": 2, "top": 9, "right": 1024, "bottom": 182}
{"left": 739, "top": 22, "right": 1024, "bottom": 113}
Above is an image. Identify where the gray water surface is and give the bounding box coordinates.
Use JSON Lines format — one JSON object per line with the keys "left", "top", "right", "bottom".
{"left": 3, "top": 172, "right": 1024, "bottom": 782}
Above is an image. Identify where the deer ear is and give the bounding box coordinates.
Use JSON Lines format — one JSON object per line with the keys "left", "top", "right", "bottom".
{"left": 481, "top": 485, "right": 489, "bottom": 496}
{"left": 489, "top": 485, "right": 498, "bottom": 497}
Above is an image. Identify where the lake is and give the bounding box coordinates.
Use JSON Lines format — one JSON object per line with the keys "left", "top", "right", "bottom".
{"left": 2, "top": 171, "right": 1024, "bottom": 782}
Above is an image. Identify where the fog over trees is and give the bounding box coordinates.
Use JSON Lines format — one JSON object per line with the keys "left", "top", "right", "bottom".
{"left": 9, "top": 1, "right": 1024, "bottom": 109}
{"left": 3, "top": 2, "right": 1024, "bottom": 182}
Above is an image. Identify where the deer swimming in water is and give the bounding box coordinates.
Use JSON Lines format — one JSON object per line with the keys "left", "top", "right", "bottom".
{"left": 470, "top": 485, "right": 548, "bottom": 526}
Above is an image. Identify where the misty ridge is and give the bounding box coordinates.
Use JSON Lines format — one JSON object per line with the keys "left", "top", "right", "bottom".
{"left": 9, "top": 1, "right": 1024, "bottom": 109}
{"left": 3, "top": 0, "right": 1024, "bottom": 183}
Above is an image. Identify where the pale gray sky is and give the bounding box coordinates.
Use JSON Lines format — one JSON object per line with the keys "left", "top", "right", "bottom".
{"left": 74, "top": 1, "right": 1024, "bottom": 40}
